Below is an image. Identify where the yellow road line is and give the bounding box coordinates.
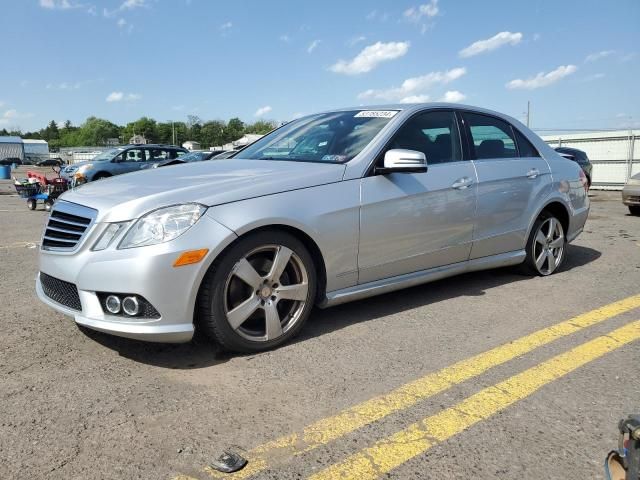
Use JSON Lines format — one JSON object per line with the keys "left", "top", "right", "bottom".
{"left": 181, "top": 295, "right": 640, "bottom": 480}
{"left": 310, "top": 319, "right": 640, "bottom": 480}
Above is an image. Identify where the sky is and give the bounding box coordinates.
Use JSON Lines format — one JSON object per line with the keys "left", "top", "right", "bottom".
{"left": 1, "top": 0, "right": 639, "bottom": 133}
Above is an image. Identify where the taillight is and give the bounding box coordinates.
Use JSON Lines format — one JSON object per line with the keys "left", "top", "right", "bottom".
{"left": 579, "top": 169, "right": 589, "bottom": 192}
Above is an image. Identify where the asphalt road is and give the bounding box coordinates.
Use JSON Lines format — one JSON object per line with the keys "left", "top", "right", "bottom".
{"left": 0, "top": 184, "right": 639, "bottom": 480}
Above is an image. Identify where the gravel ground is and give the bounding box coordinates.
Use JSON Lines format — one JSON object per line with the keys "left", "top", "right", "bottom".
{"left": 0, "top": 185, "right": 638, "bottom": 480}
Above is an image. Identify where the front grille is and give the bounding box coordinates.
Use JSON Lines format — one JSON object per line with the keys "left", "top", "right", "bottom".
{"left": 42, "top": 201, "right": 97, "bottom": 251}
{"left": 40, "top": 272, "right": 82, "bottom": 311}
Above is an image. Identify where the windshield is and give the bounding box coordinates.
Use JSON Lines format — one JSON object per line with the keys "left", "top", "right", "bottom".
{"left": 179, "top": 151, "right": 207, "bottom": 162}
{"left": 92, "top": 148, "right": 124, "bottom": 161}
{"left": 238, "top": 110, "right": 397, "bottom": 163}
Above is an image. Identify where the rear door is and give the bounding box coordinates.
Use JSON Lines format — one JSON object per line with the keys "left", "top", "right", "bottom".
{"left": 358, "top": 110, "right": 477, "bottom": 284}
{"left": 461, "top": 111, "right": 551, "bottom": 258}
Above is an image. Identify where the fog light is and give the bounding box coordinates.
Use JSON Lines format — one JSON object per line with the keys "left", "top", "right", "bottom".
{"left": 105, "top": 295, "right": 121, "bottom": 314}
{"left": 122, "top": 296, "right": 140, "bottom": 316}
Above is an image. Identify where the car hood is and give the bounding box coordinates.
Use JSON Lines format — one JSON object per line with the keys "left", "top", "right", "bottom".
{"left": 59, "top": 159, "right": 346, "bottom": 222}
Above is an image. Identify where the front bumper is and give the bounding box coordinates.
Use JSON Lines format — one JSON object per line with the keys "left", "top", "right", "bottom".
{"left": 37, "top": 212, "right": 237, "bottom": 343}
{"left": 622, "top": 185, "right": 640, "bottom": 206}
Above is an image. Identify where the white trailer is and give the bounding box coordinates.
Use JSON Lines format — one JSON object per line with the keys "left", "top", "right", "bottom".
{"left": 542, "top": 130, "right": 639, "bottom": 190}
{"left": 0, "top": 136, "right": 24, "bottom": 161}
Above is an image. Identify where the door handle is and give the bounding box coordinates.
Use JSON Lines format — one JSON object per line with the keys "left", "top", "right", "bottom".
{"left": 452, "top": 177, "right": 473, "bottom": 189}
{"left": 527, "top": 168, "right": 540, "bottom": 179}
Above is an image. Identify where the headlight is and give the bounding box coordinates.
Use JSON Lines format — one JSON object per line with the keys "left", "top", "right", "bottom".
{"left": 92, "top": 222, "right": 129, "bottom": 251}
{"left": 78, "top": 163, "right": 93, "bottom": 172}
{"left": 119, "top": 204, "right": 207, "bottom": 249}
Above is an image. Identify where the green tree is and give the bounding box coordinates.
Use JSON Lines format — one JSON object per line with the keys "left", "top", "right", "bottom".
{"left": 245, "top": 120, "right": 277, "bottom": 135}
{"left": 225, "top": 117, "right": 244, "bottom": 143}
{"left": 123, "top": 117, "right": 158, "bottom": 143}
{"left": 75, "top": 117, "right": 121, "bottom": 146}
{"left": 200, "top": 120, "right": 225, "bottom": 148}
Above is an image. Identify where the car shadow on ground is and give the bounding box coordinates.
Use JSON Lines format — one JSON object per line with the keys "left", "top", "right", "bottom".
{"left": 296, "top": 244, "right": 602, "bottom": 343}
{"left": 80, "top": 327, "right": 229, "bottom": 369}
{"left": 81, "top": 245, "right": 601, "bottom": 367}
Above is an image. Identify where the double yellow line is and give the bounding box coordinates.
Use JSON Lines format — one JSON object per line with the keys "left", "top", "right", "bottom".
{"left": 176, "top": 294, "right": 640, "bottom": 480}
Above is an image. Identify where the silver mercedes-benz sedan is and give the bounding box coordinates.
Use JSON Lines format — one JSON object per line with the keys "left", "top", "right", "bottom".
{"left": 36, "top": 104, "right": 590, "bottom": 352}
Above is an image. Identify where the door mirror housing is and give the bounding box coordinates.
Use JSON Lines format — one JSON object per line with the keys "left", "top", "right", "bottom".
{"left": 376, "top": 149, "right": 428, "bottom": 174}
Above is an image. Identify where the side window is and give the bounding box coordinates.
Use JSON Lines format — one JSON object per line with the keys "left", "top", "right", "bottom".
{"left": 464, "top": 112, "right": 517, "bottom": 159}
{"left": 146, "top": 149, "right": 170, "bottom": 161}
{"left": 389, "top": 110, "right": 462, "bottom": 164}
{"left": 513, "top": 128, "right": 540, "bottom": 158}
{"left": 123, "top": 148, "right": 145, "bottom": 162}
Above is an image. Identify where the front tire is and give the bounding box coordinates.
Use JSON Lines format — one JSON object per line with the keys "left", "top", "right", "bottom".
{"left": 521, "top": 211, "right": 566, "bottom": 276}
{"left": 197, "top": 231, "right": 317, "bottom": 353}
{"left": 27, "top": 199, "right": 36, "bottom": 210}
{"left": 629, "top": 206, "right": 640, "bottom": 216}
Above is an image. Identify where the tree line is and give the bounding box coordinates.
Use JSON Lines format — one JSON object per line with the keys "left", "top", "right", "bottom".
{"left": 0, "top": 115, "right": 278, "bottom": 151}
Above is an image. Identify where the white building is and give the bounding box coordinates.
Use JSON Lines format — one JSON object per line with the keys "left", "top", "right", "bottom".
{"left": 542, "top": 130, "right": 639, "bottom": 190}
{"left": 0, "top": 136, "right": 24, "bottom": 161}
{"left": 214, "top": 134, "right": 264, "bottom": 151}
{"left": 182, "top": 140, "right": 201, "bottom": 151}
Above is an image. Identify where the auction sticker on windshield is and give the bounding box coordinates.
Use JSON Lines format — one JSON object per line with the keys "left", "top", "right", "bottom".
{"left": 354, "top": 110, "right": 399, "bottom": 118}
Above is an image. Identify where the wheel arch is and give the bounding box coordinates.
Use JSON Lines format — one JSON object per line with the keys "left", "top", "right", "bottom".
{"left": 196, "top": 223, "right": 328, "bottom": 307}
{"left": 91, "top": 171, "right": 112, "bottom": 180}
{"left": 527, "top": 199, "right": 571, "bottom": 242}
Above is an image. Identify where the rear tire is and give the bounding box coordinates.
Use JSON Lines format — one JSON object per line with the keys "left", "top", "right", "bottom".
{"left": 92, "top": 173, "right": 111, "bottom": 181}
{"left": 629, "top": 206, "right": 640, "bottom": 216}
{"left": 44, "top": 200, "right": 53, "bottom": 211}
{"left": 197, "top": 230, "right": 317, "bottom": 353}
{"left": 520, "top": 211, "right": 566, "bottom": 276}
{"left": 27, "top": 199, "right": 37, "bottom": 210}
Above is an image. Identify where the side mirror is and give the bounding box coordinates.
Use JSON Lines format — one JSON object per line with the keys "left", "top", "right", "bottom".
{"left": 376, "top": 149, "right": 428, "bottom": 174}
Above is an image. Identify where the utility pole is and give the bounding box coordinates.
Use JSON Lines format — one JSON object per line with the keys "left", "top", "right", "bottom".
{"left": 526, "top": 101, "right": 531, "bottom": 127}
{"left": 171, "top": 121, "right": 176, "bottom": 145}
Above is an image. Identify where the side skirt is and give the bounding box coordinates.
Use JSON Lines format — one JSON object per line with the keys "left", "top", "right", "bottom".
{"left": 319, "top": 250, "right": 525, "bottom": 308}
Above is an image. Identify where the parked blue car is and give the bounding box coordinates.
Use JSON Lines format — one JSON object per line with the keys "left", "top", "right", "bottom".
{"left": 61, "top": 144, "right": 188, "bottom": 184}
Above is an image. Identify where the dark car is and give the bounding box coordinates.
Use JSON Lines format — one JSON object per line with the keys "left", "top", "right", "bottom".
{"left": 555, "top": 147, "right": 593, "bottom": 187}
{"left": 0, "top": 157, "right": 22, "bottom": 166}
{"left": 61, "top": 144, "right": 188, "bottom": 183}
{"left": 151, "top": 150, "right": 223, "bottom": 168}
{"left": 36, "top": 157, "right": 64, "bottom": 167}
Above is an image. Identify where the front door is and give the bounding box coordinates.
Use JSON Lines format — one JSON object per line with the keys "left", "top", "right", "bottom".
{"left": 358, "top": 110, "right": 477, "bottom": 284}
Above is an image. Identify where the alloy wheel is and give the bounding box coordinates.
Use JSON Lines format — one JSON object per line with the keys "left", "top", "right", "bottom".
{"left": 223, "top": 245, "right": 309, "bottom": 342}
{"left": 533, "top": 217, "right": 564, "bottom": 275}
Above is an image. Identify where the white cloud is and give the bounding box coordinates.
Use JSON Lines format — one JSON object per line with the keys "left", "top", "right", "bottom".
{"left": 254, "top": 105, "right": 272, "bottom": 117}
{"left": 279, "top": 34, "right": 291, "bottom": 42}
{"left": 307, "top": 39, "right": 320, "bottom": 53}
{"left": 120, "top": 0, "right": 146, "bottom": 10}
{"left": 330, "top": 41, "right": 410, "bottom": 75}
{"left": 0, "top": 109, "right": 34, "bottom": 125}
{"left": 220, "top": 21, "right": 232, "bottom": 33}
{"left": 106, "top": 92, "right": 124, "bottom": 102}
{"left": 506, "top": 65, "right": 577, "bottom": 90}
{"left": 46, "top": 81, "right": 83, "bottom": 90}
{"left": 404, "top": 0, "right": 439, "bottom": 21}
{"left": 440, "top": 90, "right": 466, "bottom": 103}
{"left": 348, "top": 35, "right": 367, "bottom": 47}
{"left": 400, "top": 94, "right": 430, "bottom": 104}
{"left": 366, "top": 10, "right": 389, "bottom": 22}
{"left": 585, "top": 50, "right": 615, "bottom": 62}
{"left": 105, "top": 91, "right": 140, "bottom": 102}
{"left": 583, "top": 73, "right": 605, "bottom": 82}
{"left": 39, "top": 0, "right": 81, "bottom": 10}
{"left": 358, "top": 67, "right": 466, "bottom": 101}
{"left": 103, "top": 0, "right": 147, "bottom": 18}
{"left": 459, "top": 31, "right": 522, "bottom": 58}
{"left": 117, "top": 18, "right": 126, "bottom": 28}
